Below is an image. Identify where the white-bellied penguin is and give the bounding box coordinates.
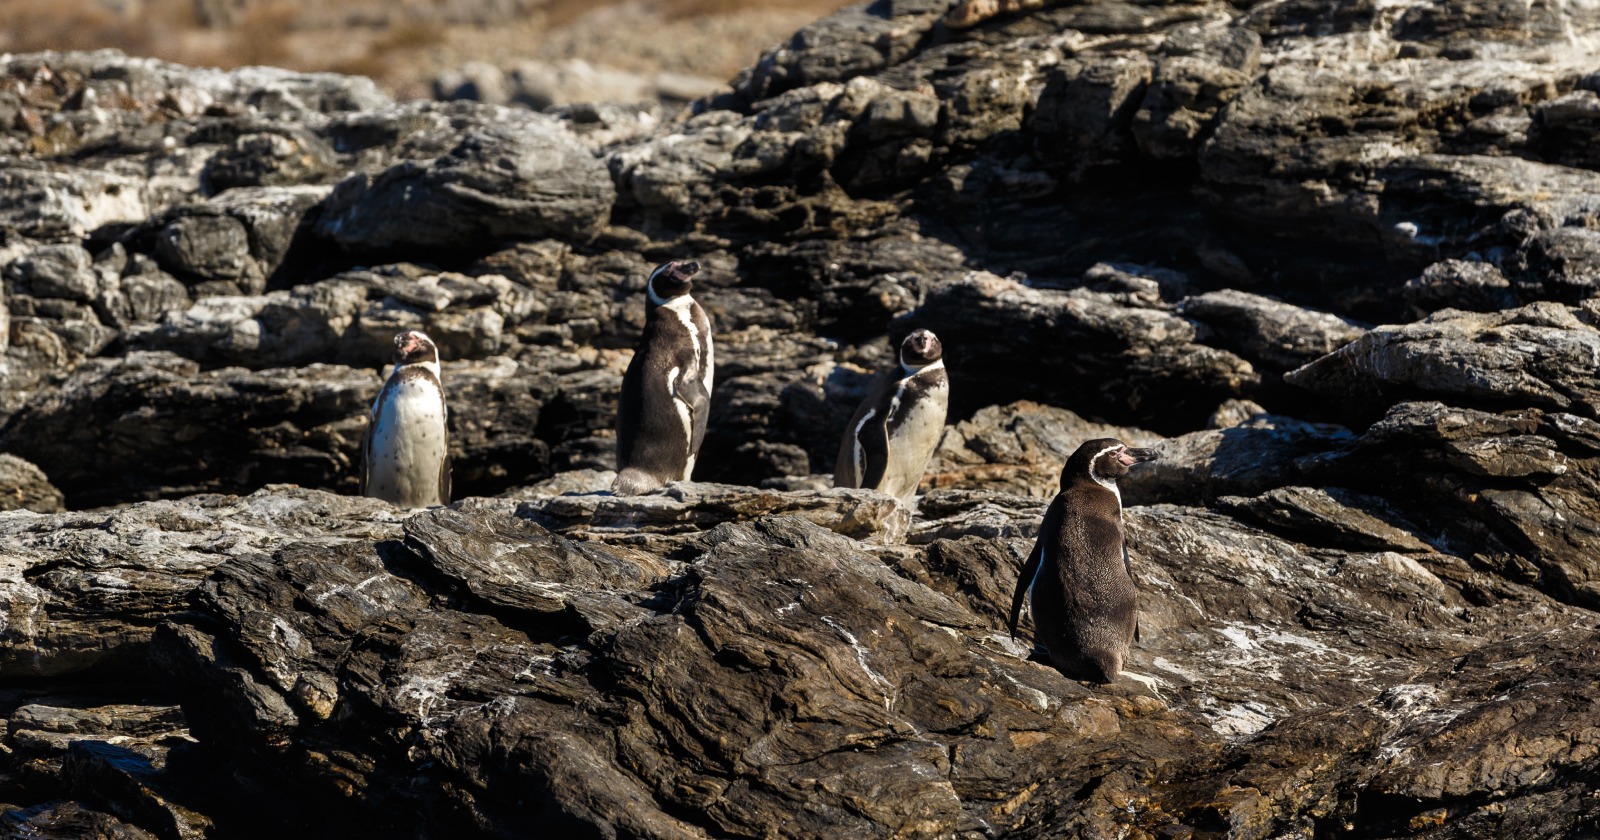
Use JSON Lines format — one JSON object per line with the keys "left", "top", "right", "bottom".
{"left": 833, "top": 328, "right": 949, "bottom": 504}
{"left": 1009, "top": 438, "right": 1159, "bottom": 682}
{"left": 361, "top": 330, "right": 451, "bottom": 508}
{"left": 613, "top": 259, "right": 714, "bottom": 495}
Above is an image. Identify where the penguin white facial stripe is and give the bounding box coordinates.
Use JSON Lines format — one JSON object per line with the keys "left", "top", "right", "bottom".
{"left": 1090, "top": 445, "right": 1124, "bottom": 506}
{"left": 900, "top": 358, "right": 945, "bottom": 378}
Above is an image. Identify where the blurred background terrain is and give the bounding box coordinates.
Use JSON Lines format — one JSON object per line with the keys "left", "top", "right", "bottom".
{"left": 0, "top": 0, "right": 853, "bottom": 103}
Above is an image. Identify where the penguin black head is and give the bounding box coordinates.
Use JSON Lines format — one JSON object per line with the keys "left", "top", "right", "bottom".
{"left": 1062, "top": 437, "right": 1160, "bottom": 489}
{"left": 899, "top": 328, "right": 943, "bottom": 368}
{"left": 647, "top": 259, "right": 701, "bottom": 304}
{"left": 393, "top": 330, "right": 440, "bottom": 367}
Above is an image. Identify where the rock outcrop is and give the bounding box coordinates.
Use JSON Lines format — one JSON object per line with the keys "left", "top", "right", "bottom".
{"left": 8, "top": 0, "right": 1600, "bottom": 835}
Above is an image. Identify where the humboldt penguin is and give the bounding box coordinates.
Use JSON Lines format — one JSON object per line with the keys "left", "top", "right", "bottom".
{"left": 362, "top": 330, "right": 451, "bottom": 509}
{"left": 614, "top": 259, "right": 713, "bottom": 496}
{"left": 833, "top": 329, "right": 949, "bottom": 504}
{"left": 1008, "top": 438, "right": 1159, "bottom": 682}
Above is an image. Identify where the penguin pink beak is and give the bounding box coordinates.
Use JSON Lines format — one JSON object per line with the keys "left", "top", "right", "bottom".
{"left": 1117, "top": 447, "right": 1160, "bottom": 466}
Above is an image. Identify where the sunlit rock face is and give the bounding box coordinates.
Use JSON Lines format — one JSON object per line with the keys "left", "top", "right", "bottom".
{"left": 7, "top": 0, "right": 1600, "bottom": 834}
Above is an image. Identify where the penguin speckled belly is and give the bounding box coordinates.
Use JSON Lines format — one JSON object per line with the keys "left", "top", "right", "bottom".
{"left": 833, "top": 329, "right": 949, "bottom": 504}
{"left": 362, "top": 330, "right": 451, "bottom": 509}
{"left": 1008, "top": 438, "right": 1159, "bottom": 683}
{"left": 614, "top": 259, "right": 714, "bottom": 496}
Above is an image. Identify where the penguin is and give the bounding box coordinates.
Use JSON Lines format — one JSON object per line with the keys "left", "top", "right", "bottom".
{"left": 1008, "top": 438, "right": 1159, "bottom": 683}
{"left": 832, "top": 328, "right": 949, "bottom": 504}
{"left": 361, "top": 330, "right": 451, "bottom": 509}
{"left": 614, "top": 259, "right": 714, "bottom": 496}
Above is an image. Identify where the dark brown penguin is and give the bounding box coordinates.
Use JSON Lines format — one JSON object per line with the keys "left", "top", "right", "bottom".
{"left": 613, "top": 259, "right": 713, "bottom": 496}
{"left": 1008, "top": 438, "right": 1159, "bottom": 682}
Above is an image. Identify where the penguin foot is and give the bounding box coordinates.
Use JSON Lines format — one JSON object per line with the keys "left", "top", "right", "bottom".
{"left": 611, "top": 468, "right": 664, "bottom": 496}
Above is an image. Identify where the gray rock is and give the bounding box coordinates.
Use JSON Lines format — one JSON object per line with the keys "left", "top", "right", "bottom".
{"left": 902, "top": 271, "right": 1259, "bottom": 430}
{"left": 0, "top": 486, "right": 402, "bottom": 678}
{"left": 0, "top": 164, "right": 149, "bottom": 240}
{"left": 203, "top": 129, "right": 341, "bottom": 191}
{"left": 1285, "top": 303, "right": 1600, "bottom": 419}
{"left": 1514, "top": 226, "right": 1600, "bottom": 302}
{"left": 1403, "top": 258, "right": 1519, "bottom": 316}
{"left": 1178, "top": 289, "right": 1367, "bottom": 371}
{"left": 1120, "top": 411, "right": 1356, "bottom": 506}
{"left": 315, "top": 112, "right": 616, "bottom": 254}
{"left": 0, "top": 454, "right": 64, "bottom": 513}
{"left": 519, "top": 481, "right": 912, "bottom": 544}
{"left": 1026, "top": 54, "right": 1151, "bottom": 178}
{"left": 1131, "top": 56, "right": 1250, "bottom": 161}
{"left": 0, "top": 352, "right": 377, "bottom": 507}
{"left": 925, "top": 400, "right": 1161, "bottom": 497}
{"left": 6, "top": 244, "right": 98, "bottom": 302}
{"left": 0, "top": 801, "right": 159, "bottom": 839}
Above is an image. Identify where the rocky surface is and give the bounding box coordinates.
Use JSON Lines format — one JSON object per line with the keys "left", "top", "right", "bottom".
{"left": 7, "top": 0, "right": 1600, "bottom": 836}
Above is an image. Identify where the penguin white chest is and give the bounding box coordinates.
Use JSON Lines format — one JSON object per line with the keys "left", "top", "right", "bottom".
{"left": 879, "top": 373, "right": 949, "bottom": 502}
{"left": 366, "top": 377, "right": 449, "bottom": 509}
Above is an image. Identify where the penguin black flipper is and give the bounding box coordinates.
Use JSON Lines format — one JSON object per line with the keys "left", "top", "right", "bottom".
{"left": 858, "top": 410, "right": 890, "bottom": 490}
{"left": 359, "top": 386, "right": 384, "bottom": 495}
{"left": 1008, "top": 539, "right": 1042, "bottom": 641}
{"left": 1125, "top": 543, "right": 1139, "bottom": 642}
{"left": 1009, "top": 497, "right": 1062, "bottom": 640}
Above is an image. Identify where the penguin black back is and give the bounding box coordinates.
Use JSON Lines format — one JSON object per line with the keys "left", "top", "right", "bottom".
{"left": 614, "top": 260, "right": 714, "bottom": 495}
{"left": 1008, "top": 438, "right": 1159, "bottom": 682}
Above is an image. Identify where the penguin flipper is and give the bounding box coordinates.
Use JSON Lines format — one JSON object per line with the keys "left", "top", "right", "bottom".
{"left": 858, "top": 410, "right": 890, "bottom": 491}
{"left": 439, "top": 450, "right": 453, "bottom": 506}
{"left": 1008, "top": 538, "right": 1043, "bottom": 640}
{"left": 677, "top": 371, "right": 711, "bottom": 459}
{"left": 359, "top": 401, "right": 378, "bottom": 495}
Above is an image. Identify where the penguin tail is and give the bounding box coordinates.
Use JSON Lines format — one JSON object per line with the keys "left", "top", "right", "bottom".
{"left": 612, "top": 468, "right": 663, "bottom": 497}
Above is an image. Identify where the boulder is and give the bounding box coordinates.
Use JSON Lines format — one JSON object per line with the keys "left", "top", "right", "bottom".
{"left": 1285, "top": 303, "right": 1600, "bottom": 420}
{"left": 315, "top": 112, "right": 616, "bottom": 255}
{"left": 0, "top": 454, "right": 64, "bottom": 513}
{"left": 902, "top": 271, "right": 1259, "bottom": 430}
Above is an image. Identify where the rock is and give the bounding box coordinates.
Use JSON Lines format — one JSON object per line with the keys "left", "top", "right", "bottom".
{"left": 0, "top": 801, "right": 159, "bottom": 839}
{"left": 519, "top": 481, "right": 912, "bottom": 544}
{"left": 60, "top": 740, "right": 213, "bottom": 840}
{"left": 1178, "top": 289, "right": 1367, "bottom": 372}
{"left": 202, "top": 128, "right": 341, "bottom": 191}
{"left": 0, "top": 454, "right": 64, "bottom": 513}
{"left": 924, "top": 401, "right": 1161, "bottom": 497}
{"left": 0, "top": 486, "right": 402, "bottom": 678}
{"left": 504, "top": 59, "right": 724, "bottom": 109}
{"left": 1285, "top": 303, "right": 1600, "bottom": 420}
{"left": 0, "top": 353, "right": 374, "bottom": 507}
{"left": 0, "top": 164, "right": 148, "bottom": 240}
{"left": 1131, "top": 56, "right": 1250, "bottom": 161}
{"left": 1513, "top": 226, "right": 1600, "bottom": 303}
{"left": 1402, "top": 258, "right": 1519, "bottom": 316}
{"left": 315, "top": 111, "right": 616, "bottom": 255}
{"left": 152, "top": 213, "right": 254, "bottom": 287}
{"left": 12, "top": 0, "right": 1600, "bottom": 833}
{"left": 902, "top": 271, "right": 1259, "bottom": 430}
{"left": 433, "top": 61, "right": 511, "bottom": 106}
{"left": 6, "top": 243, "right": 97, "bottom": 302}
